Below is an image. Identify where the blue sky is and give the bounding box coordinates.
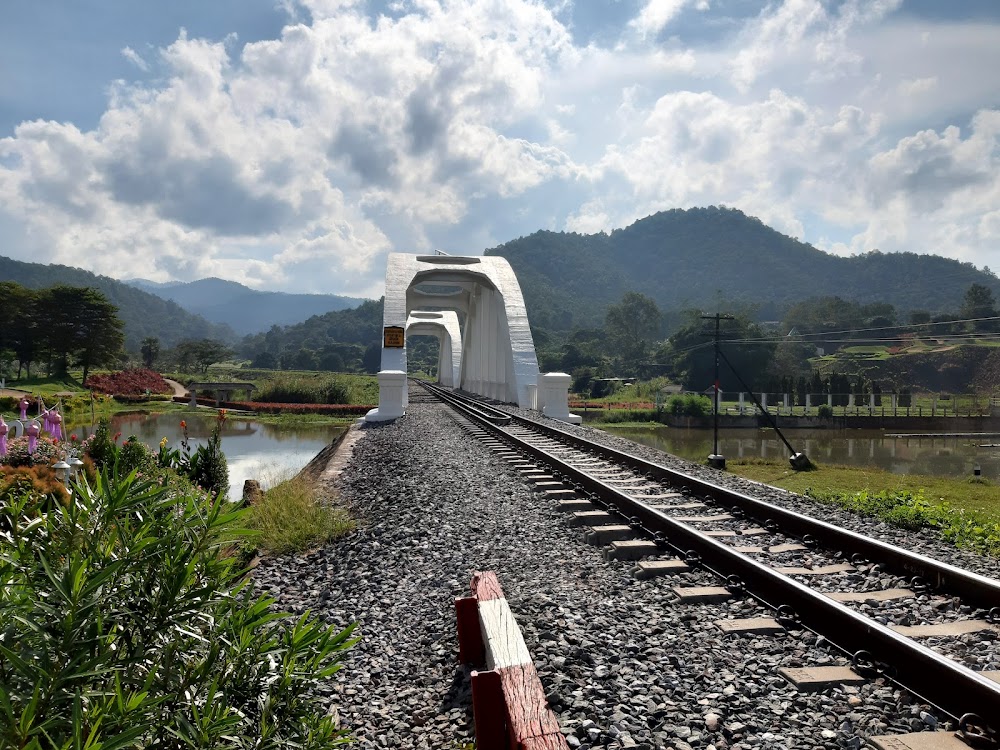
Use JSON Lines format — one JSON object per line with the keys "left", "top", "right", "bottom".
{"left": 1, "top": 0, "right": 999, "bottom": 298}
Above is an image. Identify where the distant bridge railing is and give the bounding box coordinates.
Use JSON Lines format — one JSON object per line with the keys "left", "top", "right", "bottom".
{"left": 186, "top": 382, "right": 256, "bottom": 407}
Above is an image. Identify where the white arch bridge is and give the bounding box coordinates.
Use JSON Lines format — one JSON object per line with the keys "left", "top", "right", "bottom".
{"left": 365, "top": 253, "right": 579, "bottom": 424}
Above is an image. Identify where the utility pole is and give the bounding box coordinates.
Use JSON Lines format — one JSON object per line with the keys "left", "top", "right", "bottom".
{"left": 702, "top": 313, "right": 733, "bottom": 469}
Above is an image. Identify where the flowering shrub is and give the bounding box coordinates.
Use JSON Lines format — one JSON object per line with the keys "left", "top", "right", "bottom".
{"left": 85, "top": 368, "right": 171, "bottom": 396}
{"left": 0, "top": 467, "right": 357, "bottom": 746}
{"left": 2, "top": 436, "right": 61, "bottom": 467}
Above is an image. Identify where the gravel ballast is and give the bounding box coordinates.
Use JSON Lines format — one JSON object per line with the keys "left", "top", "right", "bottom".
{"left": 251, "top": 394, "right": 994, "bottom": 749}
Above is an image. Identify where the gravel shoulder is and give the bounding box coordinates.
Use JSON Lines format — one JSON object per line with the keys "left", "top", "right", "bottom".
{"left": 251, "top": 396, "right": 995, "bottom": 749}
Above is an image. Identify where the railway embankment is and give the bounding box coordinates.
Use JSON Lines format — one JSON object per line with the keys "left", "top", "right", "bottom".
{"left": 250, "top": 387, "right": 999, "bottom": 748}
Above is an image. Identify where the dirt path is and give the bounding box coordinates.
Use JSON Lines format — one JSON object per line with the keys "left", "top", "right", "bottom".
{"left": 163, "top": 378, "right": 188, "bottom": 398}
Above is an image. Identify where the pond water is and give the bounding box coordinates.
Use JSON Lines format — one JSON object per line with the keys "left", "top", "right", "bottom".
{"left": 70, "top": 412, "right": 345, "bottom": 500}
{"left": 602, "top": 426, "right": 1000, "bottom": 479}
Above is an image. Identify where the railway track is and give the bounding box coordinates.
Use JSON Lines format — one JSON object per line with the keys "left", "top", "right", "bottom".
{"left": 416, "top": 379, "right": 1000, "bottom": 746}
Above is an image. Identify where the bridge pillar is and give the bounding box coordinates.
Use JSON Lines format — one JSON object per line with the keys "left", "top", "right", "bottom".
{"left": 541, "top": 372, "right": 581, "bottom": 425}
{"left": 365, "top": 370, "right": 407, "bottom": 422}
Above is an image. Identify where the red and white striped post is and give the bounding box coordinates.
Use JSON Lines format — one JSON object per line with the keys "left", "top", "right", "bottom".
{"left": 455, "top": 571, "right": 568, "bottom": 750}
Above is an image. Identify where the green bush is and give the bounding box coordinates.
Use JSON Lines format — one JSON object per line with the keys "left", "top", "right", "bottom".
{"left": 255, "top": 376, "right": 351, "bottom": 405}
{"left": 190, "top": 413, "right": 230, "bottom": 499}
{"left": 0, "top": 467, "right": 357, "bottom": 748}
{"left": 667, "top": 394, "right": 712, "bottom": 417}
{"left": 86, "top": 418, "right": 118, "bottom": 470}
{"left": 817, "top": 404, "right": 834, "bottom": 419}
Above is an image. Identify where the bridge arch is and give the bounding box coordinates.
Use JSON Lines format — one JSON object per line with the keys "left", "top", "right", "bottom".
{"left": 366, "top": 253, "right": 540, "bottom": 421}
{"left": 406, "top": 310, "right": 462, "bottom": 388}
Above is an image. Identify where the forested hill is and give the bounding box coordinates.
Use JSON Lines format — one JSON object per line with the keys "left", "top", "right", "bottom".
{"left": 127, "top": 278, "right": 367, "bottom": 335}
{"left": 237, "top": 298, "right": 384, "bottom": 370}
{"left": 0, "top": 256, "right": 234, "bottom": 350}
{"left": 485, "top": 207, "right": 1000, "bottom": 330}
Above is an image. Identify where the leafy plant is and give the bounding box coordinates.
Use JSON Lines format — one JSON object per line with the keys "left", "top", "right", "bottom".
{"left": 807, "top": 487, "right": 1000, "bottom": 556}
{"left": 86, "top": 418, "right": 119, "bottom": 470}
{"left": 0, "top": 465, "right": 357, "bottom": 748}
{"left": 189, "top": 411, "right": 230, "bottom": 499}
{"left": 667, "top": 394, "right": 713, "bottom": 417}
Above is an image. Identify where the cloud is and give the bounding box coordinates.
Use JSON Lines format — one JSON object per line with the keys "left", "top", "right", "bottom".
{"left": 120, "top": 46, "right": 149, "bottom": 72}
{"left": 1, "top": 0, "right": 999, "bottom": 303}
{"left": 629, "top": 0, "right": 691, "bottom": 37}
{"left": 0, "top": 1, "right": 580, "bottom": 292}
{"left": 897, "top": 76, "right": 938, "bottom": 97}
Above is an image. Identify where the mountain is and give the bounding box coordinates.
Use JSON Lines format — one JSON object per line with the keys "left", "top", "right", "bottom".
{"left": 0, "top": 256, "right": 234, "bottom": 350}
{"left": 238, "top": 298, "right": 384, "bottom": 371}
{"left": 126, "top": 277, "right": 367, "bottom": 335}
{"left": 485, "top": 206, "right": 1000, "bottom": 330}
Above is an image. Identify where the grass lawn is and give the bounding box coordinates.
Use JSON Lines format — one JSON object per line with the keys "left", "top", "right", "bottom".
{"left": 727, "top": 458, "right": 1000, "bottom": 523}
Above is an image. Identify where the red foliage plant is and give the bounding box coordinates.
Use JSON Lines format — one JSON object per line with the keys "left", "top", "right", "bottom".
{"left": 228, "top": 401, "right": 374, "bottom": 416}
{"left": 86, "top": 369, "right": 171, "bottom": 396}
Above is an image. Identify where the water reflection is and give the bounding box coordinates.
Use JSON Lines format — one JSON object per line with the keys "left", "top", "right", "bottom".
{"left": 603, "top": 427, "right": 1000, "bottom": 479}
{"left": 69, "top": 413, "right": 344, "bottom": 499}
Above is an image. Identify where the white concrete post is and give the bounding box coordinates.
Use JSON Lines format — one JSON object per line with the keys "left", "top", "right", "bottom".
{"left": 541, "top": 372, "right": 581, "bottom": 424}
{"left": 805, "top": 394, "right": 812, "bottom": 413}
{"left": 365, "top": 370, "right": 407, "bottom": 422}
{"left": 827, "top": 393, "right": 832, "bottom": 407}
{"left": 526, "top": 383, "right": 538, "bottom": 410}
{"left": 760, "top": 393, "right": 767, "bottom": 413}
{"left": 848, "top": 394, "right": 855, "bottom": 408}
{"left": 783, "top": 394, "right": 790, "bottom": 410}
{"left": 869, "top": 394, "right": 876, "bottom": 409}
{"left": 738, "top": 392, "right": 745, "bottom": 415}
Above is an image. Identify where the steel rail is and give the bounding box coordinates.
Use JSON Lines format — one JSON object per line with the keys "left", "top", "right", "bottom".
{"left": 420, "top": 381, "right": 1000, "bottom": 611}
{"left": 417, "top": 380, "right": 1000, "bottom": 724}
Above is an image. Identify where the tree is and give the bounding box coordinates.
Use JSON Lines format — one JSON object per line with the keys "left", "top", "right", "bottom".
{"left": 176, "top": 339, "right": 233, "bottom": 373}
{"left": 252, "top": 350, "right": 278, "bottom": 369}
{"left": 362, "top": 343, "right": 381, "bottom": 373}
{"left": 42, "top": 285, "right": 125, "bottom": 382}
{"left": 604, "top": 292, "right": 661, "bottom": 374}
{"left": 0, "top": 283, "right": 39, "bottom": 377}
{"left": 663, "top": 312, "right": 775, "bottom": 392}
{"left": 285, "top": 347, "right": 318, "bottom": 371}
{"left": 961, "top": 283, "right": 998, "bottom": 330}
{"left": 140, "top": 337, "right": 161, "bottom": 368}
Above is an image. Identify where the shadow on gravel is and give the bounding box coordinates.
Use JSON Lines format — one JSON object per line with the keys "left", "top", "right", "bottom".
{"left": 442, "top": 667, "right": 473, "bottom": 734}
